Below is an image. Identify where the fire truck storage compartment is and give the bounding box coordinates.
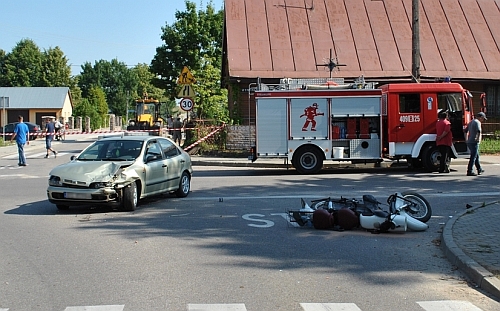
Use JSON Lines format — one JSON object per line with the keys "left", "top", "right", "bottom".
{"left": 330, "top": 95, "right": 381, "bottom": 159}
{"left": 256, "top": 98, "right": 288, "bottom": 156}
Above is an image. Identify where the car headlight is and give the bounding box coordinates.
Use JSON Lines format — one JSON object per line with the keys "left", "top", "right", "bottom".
{"left": 90, "top": 181, "right": 114, "bottom": 189}
{"left": 48, "top": 176, "right": 63, "bottom": 186}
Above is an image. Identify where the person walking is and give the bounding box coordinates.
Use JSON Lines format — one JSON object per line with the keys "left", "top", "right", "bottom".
{"left": 9, "top": 115, "right": 30, "bottom": 166}
{"left": 172, "top": 117, "right": 183, "bottom": 145}
{"left": 44, "top": 118, "right": 58, "bottom": 158}
{"left": 464, "top": 112, "right": 487, "bottom": 176}
{"left": 435, "top": 111, "right": 452, "bottom": 173}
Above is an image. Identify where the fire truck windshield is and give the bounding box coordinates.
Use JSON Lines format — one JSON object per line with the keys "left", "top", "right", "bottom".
{"left": 437, "top": 93, "right": 462, "bottom": 112}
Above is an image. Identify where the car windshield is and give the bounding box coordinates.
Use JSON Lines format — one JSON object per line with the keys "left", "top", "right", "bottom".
{"left": 77, "top": 140, "right": 144, "bottom": 161}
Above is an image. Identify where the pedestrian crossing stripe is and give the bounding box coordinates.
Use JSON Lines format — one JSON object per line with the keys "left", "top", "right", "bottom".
{"left": 300, "top": 303, "right": 361, "bottom": 310}
{"left": 0, "top": 300, "right": 487, "bottom": 310}
{"left": 417, "top": 300, "right": 484, "bottom": 311}
{"left": 2, "top": 152, "right": 68, "bottom": 160}
{"left": 64, "top": 306, "right": 124, "bottom": 311}
{"left": 188, "top": 304, "right": 246, "bottom": 310}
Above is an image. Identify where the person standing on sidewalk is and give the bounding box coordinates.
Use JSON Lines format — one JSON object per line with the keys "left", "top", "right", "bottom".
{"left": 464, "top": 112, "right": 487, "bottom": 176}
{"left": 9, "top": 115, "right": 30, "bottom": 166}
{"left": 436, "top": 111, "right": 453, "bottom": 173}
{"left": 172, "top": 117, "right": 183, "bottom": 145}
{"left": 44, "top": 118, "right": 58, "bottom": 158}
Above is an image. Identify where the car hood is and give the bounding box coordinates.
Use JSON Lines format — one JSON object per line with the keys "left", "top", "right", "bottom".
{"left": 49, "top": 161, "right": 129, "bottom": 183}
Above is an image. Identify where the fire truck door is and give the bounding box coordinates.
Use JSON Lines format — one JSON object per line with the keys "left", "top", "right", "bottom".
{"left": 394, "top": 93, "right": 434, "bottom": 142}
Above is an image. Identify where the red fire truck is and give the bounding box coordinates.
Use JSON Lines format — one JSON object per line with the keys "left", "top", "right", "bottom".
{"left": 249, "top": 77, "right": 482, "bottom": 174}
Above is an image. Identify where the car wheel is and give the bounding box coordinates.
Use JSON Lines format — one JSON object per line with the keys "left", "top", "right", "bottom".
{"left": 175, "top": 172, "right": 191, "bottom": 197}
{"left": 122, "top": 182, "right": 138, "bottom": 211}
{"left": 56, "top": 204, "right": 69, "bottom": 210}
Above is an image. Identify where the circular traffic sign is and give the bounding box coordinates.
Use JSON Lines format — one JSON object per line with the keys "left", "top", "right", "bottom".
{"left": 179, "top": 97, "right": 194, "bottom": 111}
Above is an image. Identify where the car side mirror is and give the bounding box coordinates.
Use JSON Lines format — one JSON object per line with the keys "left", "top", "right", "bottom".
{"left": 146, "top": 155, "right": 157, "bottom": 163}
{"left": 70, "top": 155, "right": 76, "bottom": 161}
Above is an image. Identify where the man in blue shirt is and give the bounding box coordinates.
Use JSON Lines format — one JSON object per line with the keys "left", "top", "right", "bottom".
{"left": 9, "top": 115, "right": 30, "bottom": 166}
{"left": 44, "top": 117, "right": 58, "bottom": 158}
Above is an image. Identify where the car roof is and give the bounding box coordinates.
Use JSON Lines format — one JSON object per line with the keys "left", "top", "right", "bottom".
{"left": 98, "top": 134, "right": 166, "bottom": 142}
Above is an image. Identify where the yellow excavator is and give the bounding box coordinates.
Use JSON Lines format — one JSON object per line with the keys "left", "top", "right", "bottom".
{"left": 126, "top": 94, "right": 163, "bottom": 135}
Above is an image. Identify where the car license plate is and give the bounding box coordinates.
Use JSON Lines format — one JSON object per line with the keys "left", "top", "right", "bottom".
{"left": 64, "top": 192, "right": 91, "bottom": 199}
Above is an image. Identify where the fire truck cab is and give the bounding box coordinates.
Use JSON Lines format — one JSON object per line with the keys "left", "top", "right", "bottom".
{"left": 250, "top": 78, "right": 477, "bottom": 174}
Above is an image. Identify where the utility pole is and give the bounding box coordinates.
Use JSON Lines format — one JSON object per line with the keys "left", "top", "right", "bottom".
{"left": 411, "top": 0, "right": 420, "bottom": 82}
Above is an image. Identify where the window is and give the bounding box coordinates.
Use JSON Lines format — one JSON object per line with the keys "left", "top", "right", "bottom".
{"left": 145, "top": 141, "right": 163, "bottom": 161}
{"left": 399, "top": 94, "right": 420, "bottom": 113}
{"left": 437, "top": 93, "right": 462, "bottom": 112}
{"left": 158, "top": 138, "right": 179, "bottom": 158}
{"left": 485, "top": 85, "right": 499, "bottom": 116}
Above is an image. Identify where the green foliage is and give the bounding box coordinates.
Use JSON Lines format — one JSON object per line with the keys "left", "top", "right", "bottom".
{"left": 193, "top": 56, "right": 228, "bottom": 122}
{"left": 151, "top": 0, "right": 228, "bottom": 123}
{"left": 480, "top": 137, "right": 500, "bottom": 154}
{"left": 72, "top": 86, "right": 108, "bottom": 130}
{"left": 78, "top": 59, "right": 139, "bottom": 116}
{"left": 1, "top": 39, "right": 43, "bottom": 86}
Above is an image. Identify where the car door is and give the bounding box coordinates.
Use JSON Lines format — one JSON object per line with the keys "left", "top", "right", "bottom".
{"left": 158, "top": 138, "right": 182, "bottom": 190}
{"left": 143, "top": 140, "right": 168, "bottom": 195}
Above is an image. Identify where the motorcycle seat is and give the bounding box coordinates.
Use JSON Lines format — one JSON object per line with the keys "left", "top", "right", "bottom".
{"left": 361, "top": 209, "right": 389, "bottom": 218}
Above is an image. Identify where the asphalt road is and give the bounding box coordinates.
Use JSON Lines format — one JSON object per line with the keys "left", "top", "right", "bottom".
{"left": 0, "top": 139, "right": 499, "bottom": 311}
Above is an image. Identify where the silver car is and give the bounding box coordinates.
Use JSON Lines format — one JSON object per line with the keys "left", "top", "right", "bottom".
{"left": 47, "top": 134, "right": 193, "bottom": 211}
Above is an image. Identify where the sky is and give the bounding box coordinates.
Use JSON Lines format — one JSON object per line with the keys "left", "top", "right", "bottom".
{"left": 0, "top": 0, "right": 224, "bottom": 76}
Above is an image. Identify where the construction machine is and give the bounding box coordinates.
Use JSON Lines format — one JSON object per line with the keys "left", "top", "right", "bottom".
{"left": 127, "top": 95, "right": 163, "bottom": 135}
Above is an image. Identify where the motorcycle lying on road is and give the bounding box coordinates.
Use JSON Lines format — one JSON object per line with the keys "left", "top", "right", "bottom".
{"left": 288, "top": 192, "right": 432, "bottom": 233}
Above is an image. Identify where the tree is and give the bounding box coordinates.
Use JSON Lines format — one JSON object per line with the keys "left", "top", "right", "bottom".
{"left": 73, "top": 86, "right": 108, "bottom": 130}
{"left": 78, "top": 59, "right": 138, "bottom": 116}
{"left": 151, "top": 0, "right": 225, "bottom": 122}
{"left": 1, "top": 39, "right": 43, "bottom": 86}
{"left": 41, "top": 47, "right": 72, "bottom": 87}
{"left": 0, "top": 39, "right": 74, "bottom": 88}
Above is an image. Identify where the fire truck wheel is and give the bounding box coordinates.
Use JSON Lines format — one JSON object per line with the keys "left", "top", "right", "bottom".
{"left": 421, "top": 145, "right": 440, "bottom": 172}
{"left": 293, "top": 146, "right": 323, "bottom": 174}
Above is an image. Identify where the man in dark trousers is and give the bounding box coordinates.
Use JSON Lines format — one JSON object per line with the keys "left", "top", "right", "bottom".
{"left": 10, "top": 115, "right": 30, "bottom": 166}
{"left": 172, "top": 117, "right": 183, "bottom": 145}
{"left": 435, "top": 111, "right": 452, "bottom": 173}
{"left": 44, "top": 117, "right": 58, "bottom": 158}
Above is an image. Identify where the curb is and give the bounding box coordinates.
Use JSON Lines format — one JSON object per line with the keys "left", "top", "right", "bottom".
{"left": 441, "top": 205, "right": 500, "bottom": 300}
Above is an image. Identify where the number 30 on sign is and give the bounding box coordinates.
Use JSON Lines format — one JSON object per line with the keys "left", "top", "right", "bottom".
{"left": 179, "top": 97, "right": 194, "bottom": 111}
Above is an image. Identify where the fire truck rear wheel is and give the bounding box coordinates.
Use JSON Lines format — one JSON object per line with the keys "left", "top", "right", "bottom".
{"left": 293, "top": 146, "right": 323, "bottom": 174}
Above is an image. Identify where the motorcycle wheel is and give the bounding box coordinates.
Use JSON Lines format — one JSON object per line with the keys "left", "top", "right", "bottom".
{"left": 401, "top": 191, "right": 432, "bottom": 223}
{"left": 310, "top": 200, "right": 329, "bottom": 210}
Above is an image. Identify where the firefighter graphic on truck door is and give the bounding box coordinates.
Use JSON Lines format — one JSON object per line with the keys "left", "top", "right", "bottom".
{"left": 300, "top": 102, "right": 325, "bottom": 131}
{"left": 290, "top": 99, "right": 328, "bottom": 138}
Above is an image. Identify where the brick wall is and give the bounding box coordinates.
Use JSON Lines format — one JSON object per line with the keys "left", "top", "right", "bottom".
{"left": 226, "top": 125, "right": 255, "bottom": 150}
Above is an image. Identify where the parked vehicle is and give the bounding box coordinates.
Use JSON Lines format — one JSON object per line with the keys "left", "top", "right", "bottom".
{"left": 127, "top": 95, "right": 164, "bottom": 135}
{"left": 47, "top": 133, "right": 193, "bottom": 211}
{"left": 288, "top": 192, "right": 431, "bottom": 233}
{"left": 250, "top": 77, "right": 486, "bottom": 174}
{"left": 1, "top": 122, "right": 42, "bottom": 140}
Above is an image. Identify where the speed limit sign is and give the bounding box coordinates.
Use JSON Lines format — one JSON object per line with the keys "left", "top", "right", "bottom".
{"left": 179, "top": 97, "right": 194, "bottom": 111}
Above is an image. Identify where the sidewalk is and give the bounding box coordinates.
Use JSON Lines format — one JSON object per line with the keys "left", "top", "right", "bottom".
{"left": 1, "top": 138, "right": 499, "bottom": 299}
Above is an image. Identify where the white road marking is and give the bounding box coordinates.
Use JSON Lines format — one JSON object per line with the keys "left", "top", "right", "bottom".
{"left": 300, "top": 303, "right": 362, "bottom": 311}
{"left": 64, "top": 305, "right": 125, "bottom": 311}
{"left": 188, "top": 304, "right": 247, "bottom": 310}
{"left": 2, "top": 152, "right": 68, "bottom": 159}
{"left": 417, "top": 300, "right": 483, "bottom": 311}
